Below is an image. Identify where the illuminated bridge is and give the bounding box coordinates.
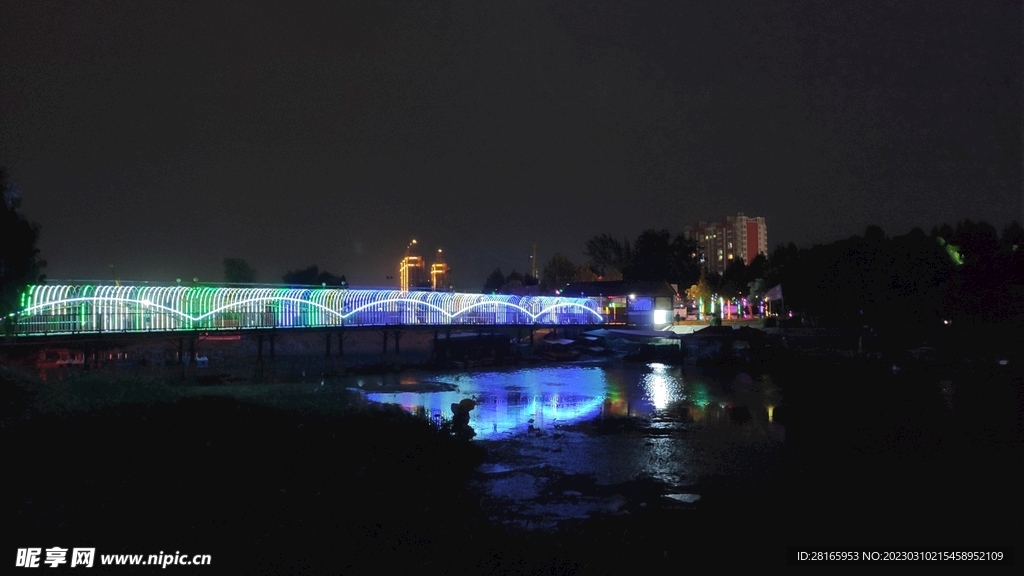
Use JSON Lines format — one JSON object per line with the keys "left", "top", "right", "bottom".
{"left": 3, "top": 284, "right": 604, "bottom": 337}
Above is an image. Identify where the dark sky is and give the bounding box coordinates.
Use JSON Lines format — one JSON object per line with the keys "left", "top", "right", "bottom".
{"left": 2, "top": 1, "right": 1020, "bottom": 289}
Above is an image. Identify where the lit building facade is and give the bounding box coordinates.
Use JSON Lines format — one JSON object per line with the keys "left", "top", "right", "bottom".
{"left": 401, "top": 241, "right": 451, "bottom": 291}
{"left": 430, "top": 249, "right": 449, "bottom": 291}
{"left": 399, "top": 240, "right": 426, "bottom": 292}
{"left": 684, "top": 213, "right": 767, "bottom": 274}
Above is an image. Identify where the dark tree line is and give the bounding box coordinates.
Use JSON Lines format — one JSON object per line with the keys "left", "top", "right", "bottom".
{"left": 483, "top": 220, "right": 1024, "bottom": 328}
{"left": 759, "top": 221, "right": 1024, "bottom": 327}
{"left": 583, "top": 230, "right": 702, "bottom": 288}
{"left": 482, "top": 268, "right": 538, "bottom": 294}
{"left": 0, "top": 168, "right": 46, "bottom": 320}
{"left": 281, "top": 265, "right": 347, "bottom": 287}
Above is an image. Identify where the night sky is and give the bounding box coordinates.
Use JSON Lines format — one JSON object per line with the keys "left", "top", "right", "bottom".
{"left": 1, "top": 1, "right": 1020, "bottom": 289}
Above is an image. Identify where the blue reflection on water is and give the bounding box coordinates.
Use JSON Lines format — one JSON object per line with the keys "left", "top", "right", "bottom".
{"left": 362, "top": 363, "right": 695, "bottom": 439}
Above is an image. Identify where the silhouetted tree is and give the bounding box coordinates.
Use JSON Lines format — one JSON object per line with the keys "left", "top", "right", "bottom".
{"left": 282, "top": 265, "right": 346, "bottom": 286}
{"left": 1000, "top": 221, "right": 1024, "bottom": 252}
{"left": 573, "top": 262, "right": 600, "bottom": 282}
{"left": 624, "top": 229, "right": 671, "bottom": 281}
{"left": 0, "top": 168, "right": 46, "bottom": 319}
{"left": 223, "top": 258, "right": 257, "bottom": 284}
{"left": 719, "top": 258, "right": 747, "bottom": 298}
{"left": 541, "top": 253, "right": 576, "bottom": 291}
{"left": 483, "top": 268, "right": 505, "bottom": 294}
{"left": 745, "top": 253, "right": 768, "bottom": 284}
{"left": 502, "top": 270, "right": 524, "bottom": 292}
{"left": 584, "top": 233, "right": 629, "bottom": 278}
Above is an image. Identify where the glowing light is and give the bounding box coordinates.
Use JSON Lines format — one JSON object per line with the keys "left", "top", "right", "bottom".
{"left": 653, "top": 309, "right": 669, "bottom": 324}
{"left": 3, "top": 284, "right": 604, "bottom": 336}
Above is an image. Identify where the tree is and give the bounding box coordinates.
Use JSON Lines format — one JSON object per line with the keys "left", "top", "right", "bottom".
{"left": 483, "top": 268, "right": 505, "bottom": 294}
{"left": 0, "top": 168, "right": 46, "bottom": 319}
{"left": 282, "top": 265, "right": 346, "bottom": 286}
{"left": 685, "top": 269, "right": 713, "bottom": 303}
{"left": 573, "top": 262, "right": 600, "bottom": 282}
{"left": 541, "top": 253, "right": 576, "bottom": 291}
{"left": 584, "top": 233, "right": 629, "bottom": 278}
{"left": 1000, "top": 221, "right": 1024, "bottom": 253}
{"left": 747, "top": 278, "right": 767, "bottom": 301}
{"left": 223, "top": 258, "right": 257, "bottom": 284}
{"left": 718, "top": 258, "right": 747, "bottom": 299}
{"left": 503, "top": 269, "right": 524, "bottom": 292}
{"left": 624, "top": 229, "right": 671, "bottom": 281}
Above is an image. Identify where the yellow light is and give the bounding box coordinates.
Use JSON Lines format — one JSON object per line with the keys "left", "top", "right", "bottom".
{"left": 766, "top": 405, "right": 774, "bottom": 422}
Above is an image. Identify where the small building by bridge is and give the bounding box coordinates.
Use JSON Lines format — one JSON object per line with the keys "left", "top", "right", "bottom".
{"left": 561, "top": 280, "right": 677, "bottom": 330}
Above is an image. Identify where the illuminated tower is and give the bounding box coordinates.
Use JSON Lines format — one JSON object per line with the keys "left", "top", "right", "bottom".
{"left": 399, "top": 239, "right": 426, "bottom": 292}
{"left": 430, "top": 249, "right": 449, "bottom": 291}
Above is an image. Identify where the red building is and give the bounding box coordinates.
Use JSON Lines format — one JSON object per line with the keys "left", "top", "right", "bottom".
{"left": 684, "top": 213, "right": 767, "bottom": 274}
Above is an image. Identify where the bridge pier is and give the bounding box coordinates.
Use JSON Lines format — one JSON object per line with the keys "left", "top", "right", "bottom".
{"left": 381, "top": 330, "right": 388, "bottom": 357}
{"left": 254, "top": 334, "right": 264, "bottom": 383}
{"left": 186, "top": 337, "right": 196, "bottom": 379}
{"left": 269, "top": 334, "right": 276, "bottom": 383}
{"left": 393, "top": 330, "right": 402, "bottom": 356}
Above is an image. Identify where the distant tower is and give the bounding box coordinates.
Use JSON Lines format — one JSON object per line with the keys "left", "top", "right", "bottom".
{"left": 529, "top": 243, "right": 537, "bottom": 279}
{"left": 430, "top": 249, "right": 449, "bottom": 290}
{"left": 399, "top": 239, "right": 426, "bottom": 291}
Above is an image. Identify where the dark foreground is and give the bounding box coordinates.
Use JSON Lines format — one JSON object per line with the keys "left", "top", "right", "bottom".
{"left": 3, "top": 359, "right": 1021, "bottom": 573}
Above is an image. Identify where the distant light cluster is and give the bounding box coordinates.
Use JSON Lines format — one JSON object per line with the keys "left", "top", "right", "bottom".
{"left": 7, "top": 284, "right": 603, "bottom": 336}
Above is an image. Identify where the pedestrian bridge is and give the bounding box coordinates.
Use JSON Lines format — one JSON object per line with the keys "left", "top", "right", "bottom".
{"left": 4, "top": 284, "right": 604, "bottom": 337}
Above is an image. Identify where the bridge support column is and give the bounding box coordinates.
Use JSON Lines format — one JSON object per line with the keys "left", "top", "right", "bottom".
{"left": 381, "top": 331, "right": 388, "bottom": 357}
{"left": 187, "top": 337, "right": 196, "bottom": 379}
{"left": 393, "top": 330, "right": 402, "bottom": 356}
{"left": 325, "top": 332, "right": 332, "bottom": 358}
{"left": 269, "top": 334, "right": 276, "bottom": 383}
{"left": 254, "top": 335, "right": 264, "bottom": 383}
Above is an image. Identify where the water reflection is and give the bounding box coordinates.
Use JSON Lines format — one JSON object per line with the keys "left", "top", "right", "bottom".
{"left": 361, "top": 363, "right": 711, "bottom": 439}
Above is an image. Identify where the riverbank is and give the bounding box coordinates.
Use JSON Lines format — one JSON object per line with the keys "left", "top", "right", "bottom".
{"left": 3, "top": 355, "right": 1020, "bottom": 572}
